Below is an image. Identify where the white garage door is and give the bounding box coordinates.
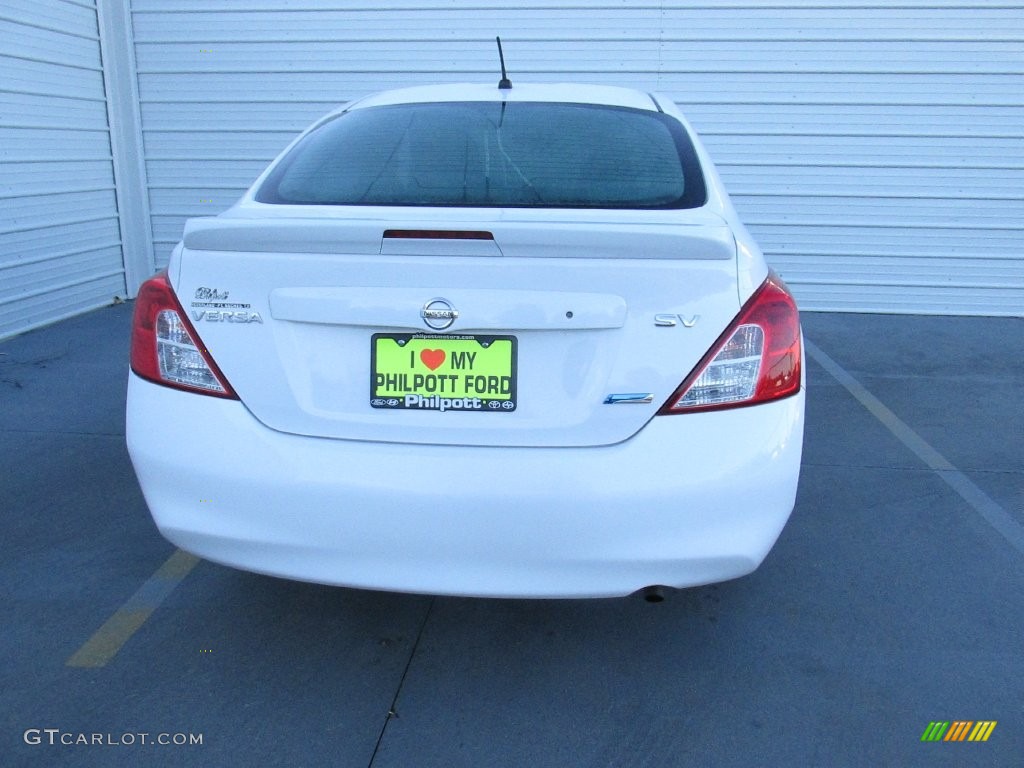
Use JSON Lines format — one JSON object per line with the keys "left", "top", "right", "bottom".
{"left": 1, "top": 0, "right": 128, "bottom": 339}
{"left": 129, "top": 1, "right": 1023, "bottom": 316}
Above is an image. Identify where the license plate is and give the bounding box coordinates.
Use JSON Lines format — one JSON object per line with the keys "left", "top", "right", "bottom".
{"left": 371, "top": 334, "right": 517, "bottom": 412}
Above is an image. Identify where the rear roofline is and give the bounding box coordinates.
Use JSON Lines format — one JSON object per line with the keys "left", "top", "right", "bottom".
{"left": 345, "top": 82, "right": 664, "bottom": 111}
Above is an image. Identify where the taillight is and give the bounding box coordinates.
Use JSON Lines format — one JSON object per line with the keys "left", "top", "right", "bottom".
{"left": 658, "top": 271, "right": 801, "bottom": 414}
{"left": 130, "top": 271, "right": 238, "bottom": 398}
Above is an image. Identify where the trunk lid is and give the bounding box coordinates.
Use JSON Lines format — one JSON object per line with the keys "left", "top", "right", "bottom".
{"left": 174, "top": 207, "right": 739, "bottom": 447}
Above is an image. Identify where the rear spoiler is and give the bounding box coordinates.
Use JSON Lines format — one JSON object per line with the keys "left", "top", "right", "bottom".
{"left": 183, "top": 215, "right": 735, "bottom": 261}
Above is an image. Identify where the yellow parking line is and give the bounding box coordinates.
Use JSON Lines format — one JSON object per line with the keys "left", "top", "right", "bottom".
{"left": 66, "top": 549, "right": 200, "bottom": 668}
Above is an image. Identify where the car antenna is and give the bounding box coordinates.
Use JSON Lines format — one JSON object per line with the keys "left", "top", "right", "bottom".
{"left": 496, "top": 36, "right": 512, "bottom": 90}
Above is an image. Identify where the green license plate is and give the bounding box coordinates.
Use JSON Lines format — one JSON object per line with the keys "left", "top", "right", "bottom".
{"left": 371, "top": 334, "right": 517, "bottom": 412}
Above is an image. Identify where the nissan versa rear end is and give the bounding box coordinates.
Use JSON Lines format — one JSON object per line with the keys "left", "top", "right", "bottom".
{"left": 126, "top": 83, "right": 804, "bottom": 598}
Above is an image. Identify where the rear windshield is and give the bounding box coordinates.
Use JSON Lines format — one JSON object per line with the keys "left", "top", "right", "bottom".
{"left": 256, "top": 101, "right": 706, "bottom": 209}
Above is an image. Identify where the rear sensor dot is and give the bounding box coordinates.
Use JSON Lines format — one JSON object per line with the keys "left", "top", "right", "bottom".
{"left": 566, "top": 311, "right": 574, "bottom": 319}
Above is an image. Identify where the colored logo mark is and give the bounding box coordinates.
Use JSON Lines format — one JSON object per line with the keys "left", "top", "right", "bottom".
{"left": 921, "top": 721, "right": 997, "bottom": 742}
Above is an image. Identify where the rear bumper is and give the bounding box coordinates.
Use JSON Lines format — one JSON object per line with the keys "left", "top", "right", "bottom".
{"left": 127, "top": 374, "right": 804, "bottom": 598}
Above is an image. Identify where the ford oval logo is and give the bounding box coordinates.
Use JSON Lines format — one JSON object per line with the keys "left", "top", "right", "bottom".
{"left": 421, "top": 298, "right": 458, "bottom": 331}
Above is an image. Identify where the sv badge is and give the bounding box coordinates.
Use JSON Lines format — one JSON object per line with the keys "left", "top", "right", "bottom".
{"left": 654, "top": 314, "right": 700, "bottom": 327}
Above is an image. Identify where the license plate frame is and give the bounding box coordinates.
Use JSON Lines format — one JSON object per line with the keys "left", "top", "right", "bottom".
{"left": 371, "top": 333, "right": 518, "bottom": 413}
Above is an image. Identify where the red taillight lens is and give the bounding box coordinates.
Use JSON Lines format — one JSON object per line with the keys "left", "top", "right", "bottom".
{"left": 130, "top": 271, "right": 238, "bottom": 399}
{"left": 658, "top": 271, "right": 801, "bottom": 414}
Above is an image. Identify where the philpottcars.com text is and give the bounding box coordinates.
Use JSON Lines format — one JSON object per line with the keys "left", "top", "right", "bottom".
{"left": 24, "top": 729, "right": 203, "bottom": 747}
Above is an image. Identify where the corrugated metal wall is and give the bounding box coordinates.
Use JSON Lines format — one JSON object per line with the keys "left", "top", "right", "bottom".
{"left": 129, "top": 0, "right": 1024, "bottom": 316}
{"left": 1, "top": 0, "right": 127, "bottom": 339}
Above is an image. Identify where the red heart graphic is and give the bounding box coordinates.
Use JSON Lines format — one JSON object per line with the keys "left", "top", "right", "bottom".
{"left": 420, "top": 349, "right": 446, "bottom": 371}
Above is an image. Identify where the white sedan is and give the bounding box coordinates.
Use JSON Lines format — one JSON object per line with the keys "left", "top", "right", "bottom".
{"left": 127, "top": 82, "right": 804, "bottom": 598}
